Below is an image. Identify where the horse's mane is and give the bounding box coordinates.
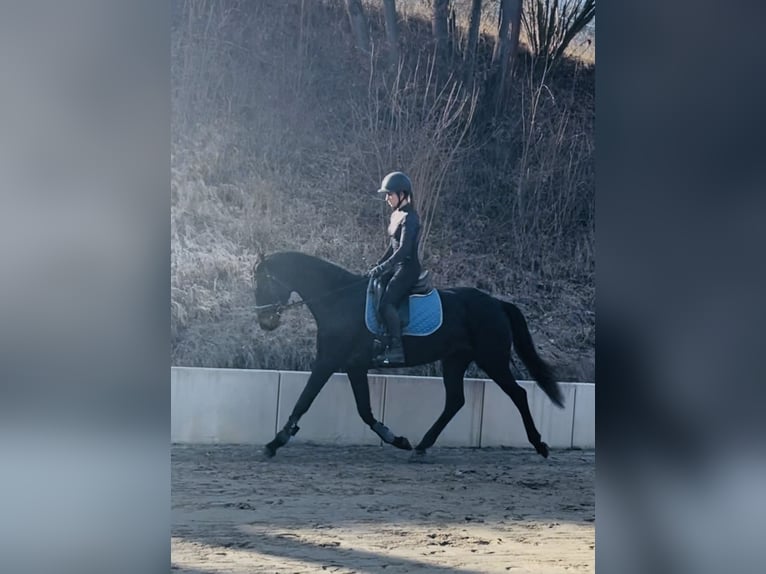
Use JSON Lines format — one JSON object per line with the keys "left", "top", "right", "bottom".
{"left": 265, "top": 251, "right": 359, "bottom": 283}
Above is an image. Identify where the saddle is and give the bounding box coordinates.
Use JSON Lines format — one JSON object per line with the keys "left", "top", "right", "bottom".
{"left": 371, "top": 270, "right": 433, "bottom": 328}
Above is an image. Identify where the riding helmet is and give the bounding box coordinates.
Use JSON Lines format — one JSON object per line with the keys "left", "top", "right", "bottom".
{"left": 377, "top": 171, "right": 412, "bottom": 198}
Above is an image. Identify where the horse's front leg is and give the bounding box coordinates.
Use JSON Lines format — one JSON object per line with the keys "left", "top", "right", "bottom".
{"left": 263, "top": 361, "right": 335, "bottom": 458}
{"left": 346, "top": 367, "right": 412, "bottom": 451}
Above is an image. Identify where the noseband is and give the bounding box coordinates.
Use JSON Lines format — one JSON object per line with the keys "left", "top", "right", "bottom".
{"left": 254, "top": 270, "right": 301, "bottom": 315}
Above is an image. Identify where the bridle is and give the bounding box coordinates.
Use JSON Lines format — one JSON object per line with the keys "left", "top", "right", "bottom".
{"left": 253, "top": 270, "right": 303, "bottom": 315}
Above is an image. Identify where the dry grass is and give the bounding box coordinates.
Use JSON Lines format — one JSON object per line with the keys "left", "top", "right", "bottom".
{"left": 171, "top": 0, "right": 594, "bottom": 381}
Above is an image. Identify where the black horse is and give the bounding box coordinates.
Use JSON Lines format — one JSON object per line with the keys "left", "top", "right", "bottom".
{"left": 254, "top": 251, "right": 564, "bottom": 459}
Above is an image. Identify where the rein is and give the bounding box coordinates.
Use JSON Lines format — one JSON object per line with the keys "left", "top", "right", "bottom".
{"left": 254, "top": 270, "right": 370, "bottom": 314}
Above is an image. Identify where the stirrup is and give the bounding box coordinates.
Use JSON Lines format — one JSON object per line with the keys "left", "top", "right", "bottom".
{"left": 370, "top": 350, "right": 388, "bottom": 367}
{"left": 371, "top": 340, "right": 402, "bottom": 366}
{"left": 381, "top": 342, "right": 405, "bottom": 366}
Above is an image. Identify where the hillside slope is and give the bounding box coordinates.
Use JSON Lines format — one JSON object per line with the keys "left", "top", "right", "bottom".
{"left": 171, "top": 0, "right": 595, "bottom": 381}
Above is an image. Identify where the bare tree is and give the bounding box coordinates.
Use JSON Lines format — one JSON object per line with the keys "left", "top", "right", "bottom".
{"left": 522, "top": 0, "right": 595, "bottom": 68}
{"left": 507, "top": 0, "right": 523, "bottom": 65}
{"left": 463, "top": 0, "right": 482, "bottom": 84}
{"left": 432, "top": 0, "right": 449, "bottom": 61}
{"left": 345, "top": 0, "right": 370, "bottom": 54}
{"left": 491, "top": 0, "right": 522, "bottom": 106}
{"left": 448, "top": 5, "right": 457, "bottom": 58}
{"left": 382, "top": 0, "right": 400, "bottom": 64}
{"left": 491, "top": 0, "right": 522, "bottom": 69}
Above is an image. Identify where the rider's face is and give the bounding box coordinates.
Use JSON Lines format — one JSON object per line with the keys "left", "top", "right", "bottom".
{"left": 386, "top": 192, "right": 400, "bottom": 208}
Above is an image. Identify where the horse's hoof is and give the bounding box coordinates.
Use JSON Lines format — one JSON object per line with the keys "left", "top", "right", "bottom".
{"left": 409, "top": 449, "right": 428, "bottom": 463}
{"left": 392, "top": 436, "right": 413, "bottom": 451}
{"left": 262, "top": 444, "right": 276, "bottom": 459}
{"left": 536, "top": 442, "right": 549, "bottom": 458}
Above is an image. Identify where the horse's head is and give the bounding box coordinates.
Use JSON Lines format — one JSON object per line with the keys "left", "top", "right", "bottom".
{"left": 253, "top": 257, "right": 291, "bottom": 331}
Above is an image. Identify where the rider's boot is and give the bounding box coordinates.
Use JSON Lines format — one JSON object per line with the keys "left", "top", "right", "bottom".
{"left": 381, "top": 305, "right": 405, "bottom": 365}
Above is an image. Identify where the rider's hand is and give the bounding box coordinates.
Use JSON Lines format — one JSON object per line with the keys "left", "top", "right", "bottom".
{"left": 367, "top": 265, "right": 383, "bottom": 278}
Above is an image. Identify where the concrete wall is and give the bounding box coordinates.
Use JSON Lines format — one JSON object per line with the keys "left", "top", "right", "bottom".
{"left": 171, "top": 367, "right": 280, "bottom": 444}
{"left": 171, "top": 368, "right": 594, "bottom": 449}
{"left": 276, "top": 371, "right": 385, "bottom": 446}
{"left": 382, "top": 375, "right": 485, "bottom": 447}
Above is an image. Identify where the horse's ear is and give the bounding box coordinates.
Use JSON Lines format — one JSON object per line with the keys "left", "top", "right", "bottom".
{"left": 252, "top": 252, "right": 264, "bottom": 283}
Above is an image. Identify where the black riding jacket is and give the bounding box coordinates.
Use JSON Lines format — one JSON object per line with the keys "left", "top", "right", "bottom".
{"left": 376, "top": 203, "right": 421, "bottom": 273}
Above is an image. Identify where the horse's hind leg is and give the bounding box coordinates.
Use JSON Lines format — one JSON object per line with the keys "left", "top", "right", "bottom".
{"left": 413, "top": 353, "right": 473, "bottom": 456}
{"left": 478, "top": 358, "right": 549, "bottom": 458}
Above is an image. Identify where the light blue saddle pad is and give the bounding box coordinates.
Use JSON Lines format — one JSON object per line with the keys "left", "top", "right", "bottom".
{"left": 365, "top": 287, "right": 443, "bottom": 337}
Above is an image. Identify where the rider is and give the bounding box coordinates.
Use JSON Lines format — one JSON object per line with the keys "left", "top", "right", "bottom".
{"left": 367, "top": 171, "right": 421, "bottom": 365}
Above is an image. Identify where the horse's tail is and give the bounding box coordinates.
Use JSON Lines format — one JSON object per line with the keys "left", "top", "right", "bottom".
{"left": 502, "top": 301, "right": 565, "bottom": 408}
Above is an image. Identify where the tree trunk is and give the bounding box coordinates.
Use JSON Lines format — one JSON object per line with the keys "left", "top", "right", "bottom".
{"left": 491, "top": 0, "right": 512, "bottom": 68}
{"left": 448, "top": 6, "right": 457, "bottom": 58}
{"left": 382, "top": 0, "right": 400, "bottom": 64}
{"left": 507, "top": 0, "right": 522, "bottom": 66}
{"left": 492, "top": 0, "right": 522, "bottom": 109}
{"left": 464, "top": 0, "right": 482, "bottom": 84}
{"left": 344, "top": 0, "right": 370, "bottom": 54}
{"left": 432, "top": 0, "right": 449, "bottom": 61}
